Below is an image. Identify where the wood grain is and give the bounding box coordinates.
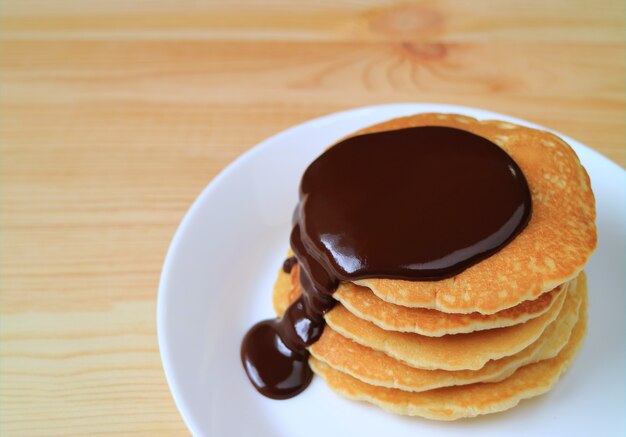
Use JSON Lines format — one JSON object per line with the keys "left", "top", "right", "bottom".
{"left": 0, "top": 1, "right": 623, "bottom": 435}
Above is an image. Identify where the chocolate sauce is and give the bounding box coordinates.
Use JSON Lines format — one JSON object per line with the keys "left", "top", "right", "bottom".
{"left": 282, "top": 256, "right": 297, "bottom": 273}
{"left": 241, "top": 126, "right": 532, "bottom": 399}
{"left": 240, "top": 315, "right": 312, "bottom": 400}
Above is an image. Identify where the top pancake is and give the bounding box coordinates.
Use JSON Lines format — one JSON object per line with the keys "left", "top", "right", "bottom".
{"left": 345, "top": 113, "right": 596, "bottom": 314}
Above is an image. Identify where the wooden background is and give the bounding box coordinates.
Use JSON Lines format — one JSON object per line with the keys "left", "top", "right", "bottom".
{"left": 0, "top": 1, "right": 623, "bottom": 435}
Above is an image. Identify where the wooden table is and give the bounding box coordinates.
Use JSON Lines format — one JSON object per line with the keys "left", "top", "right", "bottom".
{"left": 1, "top": 1, "right": 623, "bottom": 435}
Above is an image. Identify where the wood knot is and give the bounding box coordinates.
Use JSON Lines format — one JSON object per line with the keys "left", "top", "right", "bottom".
{"left": 401, "top": 42, "right": 448, "bottom": 60}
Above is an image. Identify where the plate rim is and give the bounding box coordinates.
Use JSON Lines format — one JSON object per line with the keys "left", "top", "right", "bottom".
{"left": 156, "top": 102, "right": 624, "bottom": 436}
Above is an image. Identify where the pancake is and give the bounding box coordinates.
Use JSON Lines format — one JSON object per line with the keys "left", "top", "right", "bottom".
{"left": 334, "top": 280, "right": 564, "bottom": 336}
{"left": 324, "top": 281, "right": 568, "bottom": 371}
{"left": 309, "top": 275, "right": 587, "bottom": 420}
{"left": 273, "top": 263, "right": 570, "bottom": 372}
{"left": 281, "top": 263, "right": 565, "bottom": 337}
{"left": 343, "top": 113, "right": 596, "bottom": 314}
{"left": 309, "top": 273, "right": 582, "bottom": 392}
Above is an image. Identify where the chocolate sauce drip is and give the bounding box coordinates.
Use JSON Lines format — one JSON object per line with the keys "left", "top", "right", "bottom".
{"left": 241, "top": 126, "right": 532, "bottom": 399}
{"left": 240, "top": 313, "right": 312, "bottom": 400}
{"left": 282, "top": 256, "right": 297, "bottom": 273}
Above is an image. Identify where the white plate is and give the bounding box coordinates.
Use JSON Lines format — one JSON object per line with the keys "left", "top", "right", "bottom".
{"left": 158, "top": 104, "right": 625, "bottom": 437}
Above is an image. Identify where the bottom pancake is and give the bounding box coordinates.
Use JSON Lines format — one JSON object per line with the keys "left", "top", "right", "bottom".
{"left": 309, "top": 274, "right": 587, "bottom": 420}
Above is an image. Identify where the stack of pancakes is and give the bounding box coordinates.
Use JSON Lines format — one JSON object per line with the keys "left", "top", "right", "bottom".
{"left": 273, "top": 114, "right": 596, "bottom": 420}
